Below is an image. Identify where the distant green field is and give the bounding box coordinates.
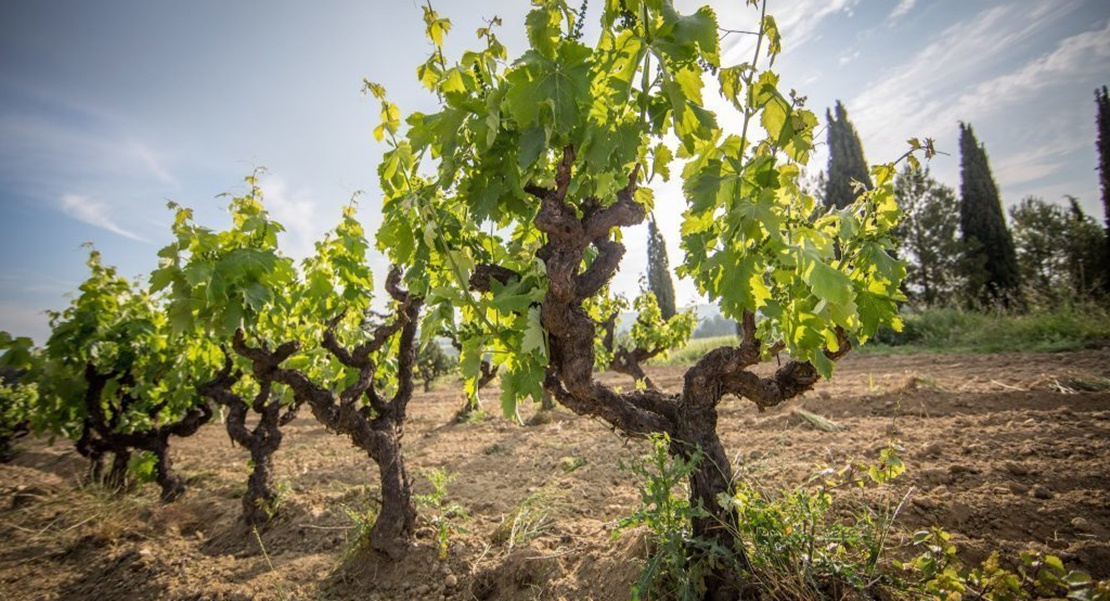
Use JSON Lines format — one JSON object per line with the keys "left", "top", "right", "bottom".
{"left": 648, "top": 335, "right": 739, "bottom": 366}
{"left": 647, "top": 303, "right": 1110, "bottom": 367}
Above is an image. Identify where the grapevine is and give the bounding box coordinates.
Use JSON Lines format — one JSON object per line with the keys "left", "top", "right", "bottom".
{"left": 376, "top": 1, "right": 923, "bottom": 594}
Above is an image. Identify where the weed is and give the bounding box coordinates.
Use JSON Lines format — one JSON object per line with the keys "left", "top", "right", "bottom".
{"left": 558, "top": 455, "right": 587, "bottom": 472}
{"left": 722, "top": 445, "right": 910, "bottom": 600}
{"left": 127, "top": 451, "right": 159, "bottom": 484}
{"left": 252, "top": 526, "right": 290, "bottom": 600}
{"left": 272, "top": 478, "right": 292, "bottom": 509}
{"left": 415, "top": 467, "right": 453, "bottom": 507}
{"left": 616, "top": 435, "right": 913, "bottom": 599}
{"left": 340, "top": 497, "right": 380, "bottom": 554}
{"left": 248, "top": 477, "right": 292, "bottom": 524}
{"left": 616, "top": 435, "right": 1108, "bottom": 600}
{"left": 869, "top": 303, "right": 1110, "bottom": 354}
{"left": 482, "top": 442, "right": 512, "bottom": 456}
{"left": 493, "top": 490, "right": 554, "bottom": 550}
{"left": 614, "top": 433, "right": 736, "bottom": 601}
{"left": 898, "top": 528, "right": 1110, "bottom": 600}
{"left": 415, "top": 468, "right": 468, "bottom": 559}
{"left": 17, "top": 485, "right": 154, "bottom": 549}
{"left": 457, "top": 408, "right": 488, "bottom": 424}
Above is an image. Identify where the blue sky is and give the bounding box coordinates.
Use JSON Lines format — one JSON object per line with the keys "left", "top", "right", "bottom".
{"left": 1, "top": 0, "right": 1108, "bottom": 343}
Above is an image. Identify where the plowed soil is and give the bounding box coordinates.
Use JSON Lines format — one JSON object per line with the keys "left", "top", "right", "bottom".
{"left": 2, "top": 349, "right": 1109, "bottom": 600}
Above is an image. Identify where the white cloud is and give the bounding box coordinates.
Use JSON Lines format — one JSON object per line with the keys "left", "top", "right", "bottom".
{"left": 994, "top": 136, "right": 1089, "bottom": 187}
{"left": 716, "top": 0, "right": 861, "bottom": 63}
{"left": 60, "top": 194, "right": 148, "bottom": 242}
{"left": 849, "top": 1, "right": 1094, "bottom": 161}
{"left": 838, "top": 50, "right": 860, "bottom": 67}
{"left": 0, "top": 113, "right": 178, "bottom": 190}
{"left": 123, "top": 138, "right": 177, "bottom": 185}
{"left": 0, "top": 273, "right": 74, "bottom": 296}
{"left": 947, "top": 21, "right": 1110, "bottom": 122}
{"left": 772, "top": 0, "right": 860, "bottom": 50}
{"left": 888, "top": 0, "right": 916, "bottom": 24}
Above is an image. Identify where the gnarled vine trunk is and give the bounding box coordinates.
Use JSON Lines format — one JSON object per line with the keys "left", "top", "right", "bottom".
{"left": 476, "top": 147, "right": 848, "bottom": 599}
{"left": 246, "top": 266, "right": 422, "bottom": 559}
{"left": 77, "top": 363, "right": 212, "bottom": 502}
{"left": 455, "top": 359, "right": 498, "bottom": 420}
{"left": 199, "top": 353, "right": 300, "bottom": 525}
{"left": 367, "top": 430, "right": 417, "bottom": 558}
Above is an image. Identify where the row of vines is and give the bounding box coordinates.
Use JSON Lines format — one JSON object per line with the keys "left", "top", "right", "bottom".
{"left": 0, "top": 1, "right": 976, "bottom": 598}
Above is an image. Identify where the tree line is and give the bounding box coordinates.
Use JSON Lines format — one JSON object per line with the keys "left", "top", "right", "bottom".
{"left": 825, "top": 94, "right": 1110, "bottom": 311}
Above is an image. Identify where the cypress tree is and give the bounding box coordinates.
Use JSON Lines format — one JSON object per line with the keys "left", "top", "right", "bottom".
{"left": 646, "top": 215, "right": 677, "bottom": 320}
{"left": 958, "top": 123, "right": 1022, "bottom": 306}
{"left": 1096, "top": 86, "right": 1110, "bottom": 294}
{"left": 824, "top": 100, "right": 872, "bottom": 209}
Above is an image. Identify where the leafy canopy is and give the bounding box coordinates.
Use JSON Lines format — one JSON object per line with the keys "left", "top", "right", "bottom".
{"left": 373, "top": 0, "right": 916, "bottom": 412}
{"left": 36, "top": 249, "right": 212, "bottom": 440}
{"left": 154, "top": 172, "right": 400, "bottom": 403}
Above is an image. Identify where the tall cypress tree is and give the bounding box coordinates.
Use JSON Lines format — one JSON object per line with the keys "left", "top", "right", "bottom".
{"left": 958, "top": 122, "right": 1022, "bottom": 306}
{"left": 646, "top": 215, "right": 677, "bottom": 320}
{"left": 1096, "top": 86, "right": 1110, "bottom": 294}
{"left": 824, "top": 100, "right": 872, "bottom": 209}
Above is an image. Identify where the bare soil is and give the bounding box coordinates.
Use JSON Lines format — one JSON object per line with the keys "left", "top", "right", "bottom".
{"left": 2, "top": 350, "right": 1109, "bottom": 600}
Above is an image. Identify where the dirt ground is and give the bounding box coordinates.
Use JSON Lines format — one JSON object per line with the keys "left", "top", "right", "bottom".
{"left": 1, "top": 349, "right": 1109, "bottom": 600}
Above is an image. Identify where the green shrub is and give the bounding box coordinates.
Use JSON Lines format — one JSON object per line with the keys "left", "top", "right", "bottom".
{"left": 899, "top": 528, "right": 1110, "bottom": 600}
{"left": 615, "top": 434, "right": 735, "bottom": 601}
{"left": 617, "top": 438, "right": 1109, "bottom": 600}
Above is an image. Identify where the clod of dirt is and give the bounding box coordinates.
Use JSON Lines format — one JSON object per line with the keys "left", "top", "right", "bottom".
{"left": 948, "top": 463, "right": 978, "bottom": 476}
{"left": 917, "top": 467, "right": 953, "bottom": 488}
{"left": 1072, "top": 517, "right": 1093, "bottom": 532}
{"left": 1031, "top": 485, "right": 1055, "bottom": 500}
{"left": 917, "top": 442, "right": 944, "bottom": 458}
{"left": 949, "top": 502, "right": 975, "bottom": 526}
{"left": 912, "top": 496, "right": 937, "bottom": 510}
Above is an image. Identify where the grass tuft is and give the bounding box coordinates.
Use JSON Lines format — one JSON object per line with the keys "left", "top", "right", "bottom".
{"left": 492, "top": 489, "right": 555, "bottom": 550}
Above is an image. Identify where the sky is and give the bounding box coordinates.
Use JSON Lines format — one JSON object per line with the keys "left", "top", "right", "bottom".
{"left": 1, "top": 0, "right": 1108, "bottom": 344}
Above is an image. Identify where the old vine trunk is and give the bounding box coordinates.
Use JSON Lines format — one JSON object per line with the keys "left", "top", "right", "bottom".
{"left": 472, "top": 148, "right": 848, "bottom": 599}
{"left": 262, "top": 267, "right": 422, "bottom": 559}
{"left": 199, "top": 351, "right": 300, "bottom": 525}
